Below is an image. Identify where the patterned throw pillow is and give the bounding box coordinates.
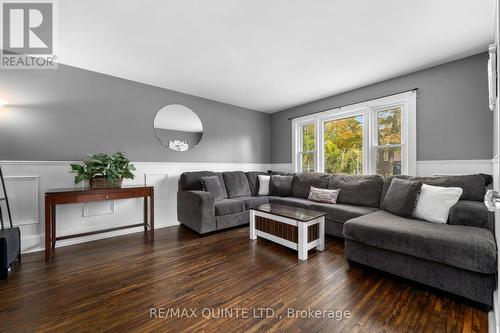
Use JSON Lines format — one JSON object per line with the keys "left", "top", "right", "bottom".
{"left": 308, "top": 186, "right": 340, "bottom": 204}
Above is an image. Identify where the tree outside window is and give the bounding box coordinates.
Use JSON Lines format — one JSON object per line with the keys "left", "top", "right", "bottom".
{"left": 324, "top": 115, "right": 363, "bottom": 174}
{"left": 301, "top": 123, "right": 315, "bottom": 172}
{"left": 376, "top": 107, "right": 402, "bottom": 177}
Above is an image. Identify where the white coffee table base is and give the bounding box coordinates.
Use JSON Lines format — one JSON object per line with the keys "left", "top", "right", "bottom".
{"left": 250, "top": 209, "right": 325, "bottom": 261}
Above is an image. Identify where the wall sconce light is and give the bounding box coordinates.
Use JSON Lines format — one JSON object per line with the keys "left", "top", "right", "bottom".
{"left": 0, "top": 99, "right": 7, "bottom": 108}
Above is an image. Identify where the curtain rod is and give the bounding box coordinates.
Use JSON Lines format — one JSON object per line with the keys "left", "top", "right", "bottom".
{"left": 287, "top": 88, "right": 419, "bottom": 121}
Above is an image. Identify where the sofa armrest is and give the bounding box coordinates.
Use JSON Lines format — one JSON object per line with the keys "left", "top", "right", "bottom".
{"left": 448, "top": 200, "right": 494, "bottom": 233}
{"left": 177, "top": 190, "right": 216, "bottom": 234}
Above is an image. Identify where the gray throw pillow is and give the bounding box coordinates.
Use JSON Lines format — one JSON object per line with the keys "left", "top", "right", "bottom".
{"left": 382, "top": 178, "right": 423, "bottom": 217}
{"left": 201, "top": 176, "right": 225, "bottom": 202}
{"left": 270, "top": 175, "right": 293, "bottom": 197}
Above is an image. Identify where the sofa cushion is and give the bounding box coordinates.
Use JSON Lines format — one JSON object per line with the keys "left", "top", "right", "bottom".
{"left": 291, "top": 173, "right": 331, "bottom": 198}
{"left": 344, "top": 210, "right": 497, "bottom": 274}
{"left": 270, "top": 175, "right": 293, "bottom": 197}
{"left": 238, "top": 196, "right": 271, "bottom": 209}
{"left": 329, "top": 175, "right": 384, "bottom": 208}
{"left": 245, "top": 171, "right": 268, "bottom": 196}
{"left": 200, "top": 176, "right": 225, "bottom": 202}
{"left": 222, "top": 171, "right": 252, "bottom": 198}
{"left": 269, "top": 196, "right": 313, "bottom": 209}
{"left": 309, "top": 203, "right": 378, "bottom": 224}
{"left": 448, "top": 200, "right": 493, "bottom": 231}
{"left": 382, "top": 178, "right": 422, "bottom": 217}
{"left": 257, "top": 175, "right": 271, "bottom": 195}
{"left": 380, "top": 175, "right": 486, "bottom": 205}
{"left": 179, "top": 171, "right": 228, "bottom": 199}
{"left": 215, "top": 199, "right": 246, "bottom": 216}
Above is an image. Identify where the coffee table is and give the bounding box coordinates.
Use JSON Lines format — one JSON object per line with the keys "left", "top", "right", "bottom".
{"left": 250, "top": 203, "right": 326, "bottom": 260}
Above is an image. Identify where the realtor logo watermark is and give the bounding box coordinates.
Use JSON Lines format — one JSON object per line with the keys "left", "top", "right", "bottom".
{"left": 1, "top": 0, "right": 57, "bottom": 69}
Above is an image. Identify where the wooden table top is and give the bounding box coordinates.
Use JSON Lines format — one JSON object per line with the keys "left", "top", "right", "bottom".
{"left": 46, "top": 185, "right": 153, "bottom": 194}
{"left": 253, "top": 203, "right": 326, "bottom": 222}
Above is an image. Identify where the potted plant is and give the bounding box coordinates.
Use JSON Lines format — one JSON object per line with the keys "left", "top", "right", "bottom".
{"left": 70, "top": 153, "right": 136, "bottom": 189}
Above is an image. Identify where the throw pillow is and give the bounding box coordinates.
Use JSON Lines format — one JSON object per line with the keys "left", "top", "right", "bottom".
{"left": 257, "top": 175, "right": 270, "bottom": 196}
{"left": 308, "top": 186, "right": 340, "bottom": 204}
{"left": 269, "top": 175, "right": 293, "bottom": 197}
{"left": 201, "top": 176, "right": 225, "bottom": 202}
{"left": 382, "top": 178, "right": 422, "bottom": 217}
{"left": 413, "top": 184, "right": 463, "bottom": 223}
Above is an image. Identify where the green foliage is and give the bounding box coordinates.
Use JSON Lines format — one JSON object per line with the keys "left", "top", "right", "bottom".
{"left": 301, "top": 124, "right": 316, "bottom": 172}
{"left": 302, "top": 124, "right": 316, "bottom": 151}
{"left": 70, "top": 152, "right": 136, "bottom": 184}
{"left": 376, "top": 108, "right": 402, "bottom": 176}
{"left": 323, "top": 116, "right": 363, "bottom": 174}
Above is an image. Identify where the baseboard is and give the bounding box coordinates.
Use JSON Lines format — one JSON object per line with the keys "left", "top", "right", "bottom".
{"left": 22, "top": 224, "right": 175, "bottom": 254}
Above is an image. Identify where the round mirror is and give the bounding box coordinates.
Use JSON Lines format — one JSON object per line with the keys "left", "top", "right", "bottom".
{"left": 153, "top": 104, "right": 203, "bottom": 152}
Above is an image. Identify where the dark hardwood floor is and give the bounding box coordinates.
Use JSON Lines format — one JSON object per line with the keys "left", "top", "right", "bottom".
{"left": 0, "top": 226, "right": 488, "bottom": 332}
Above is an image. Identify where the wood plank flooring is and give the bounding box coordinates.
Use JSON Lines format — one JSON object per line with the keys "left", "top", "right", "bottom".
{"left": 0, "top": 226, "right": 488, "bottom": 332}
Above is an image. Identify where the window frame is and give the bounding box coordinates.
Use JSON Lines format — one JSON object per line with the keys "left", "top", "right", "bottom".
{"left": 292, "top": 91, "right": 416, "bottom": 176}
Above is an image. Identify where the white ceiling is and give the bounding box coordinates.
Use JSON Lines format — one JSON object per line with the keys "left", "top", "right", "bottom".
{"left": 57, "top": 0, "right": 495, "bottom": 113}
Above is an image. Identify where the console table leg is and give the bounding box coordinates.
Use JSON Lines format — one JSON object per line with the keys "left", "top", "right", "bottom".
{"left": 51, "top": 205, "right": 56, "bottom": 250}
{"left": 149, "top": 193, "right": 154, "bottom": 241}
{"left": 143, "top": 197, "right": 148, "bottom": 236}
{"left": 298, "top": 223, "right": 308, "bottom": 261}
{"left": 44, "top": 198, "right": 52, "bottom": 261}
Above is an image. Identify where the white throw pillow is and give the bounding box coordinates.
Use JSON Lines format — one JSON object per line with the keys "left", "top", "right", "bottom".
{"left": 257, "top": 175, "right": 270, "bottom": 196}
{"left": 413, "top": 184, "right": 463, "bottom": 223}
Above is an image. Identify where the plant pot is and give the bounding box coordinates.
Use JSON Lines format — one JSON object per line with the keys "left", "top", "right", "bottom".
{"left": 89, "top": 177, "right": 123, "bottom": 189}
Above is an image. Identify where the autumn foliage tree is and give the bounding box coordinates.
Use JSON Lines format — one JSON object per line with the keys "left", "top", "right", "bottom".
{"left": 376, "top": 108, "right": 401, "bottom": 177}
{"left": 324, "top": 116, "right": 363, "bottom": 174}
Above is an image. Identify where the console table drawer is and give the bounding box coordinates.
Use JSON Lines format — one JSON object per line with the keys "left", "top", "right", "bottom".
{"left": 75, "top": 192, "right": 136, "bottom": 202}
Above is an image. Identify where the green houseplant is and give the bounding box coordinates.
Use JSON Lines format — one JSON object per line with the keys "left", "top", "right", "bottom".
{"left": 70, "top": 153, "right": 136, "bottom": 189}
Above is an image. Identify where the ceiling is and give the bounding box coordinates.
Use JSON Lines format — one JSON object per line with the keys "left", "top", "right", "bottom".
{"left": 57, "top": 0, "right": 496, "bottom": 113}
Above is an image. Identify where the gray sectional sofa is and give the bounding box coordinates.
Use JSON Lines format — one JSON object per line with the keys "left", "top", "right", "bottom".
{"left": 177, "top": 171, "right": 496, "bottom": 306}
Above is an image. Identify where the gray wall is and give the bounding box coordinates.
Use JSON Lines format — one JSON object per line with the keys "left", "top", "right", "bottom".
{"left": 0, "top": 64, "right": 271, "bottom": 163}
{"left": 271, "top": 52, "right": 492, "bottom": 163}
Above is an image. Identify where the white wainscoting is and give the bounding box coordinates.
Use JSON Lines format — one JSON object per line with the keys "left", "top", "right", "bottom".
{"left": 0, "top": 159, "right": 493, "bottom": 254}
{"left": 416, "top": 159, "right": 493, "bottom": 176}
{"left": 0, "top": 161, "right": 274, "bottom": 254}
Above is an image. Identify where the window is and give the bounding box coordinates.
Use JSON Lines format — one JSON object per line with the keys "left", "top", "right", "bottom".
{"left": 292, "top": 91, "right": 416, "bottom": 176}
{"left": 324, "top": 115, "right": 363, "bottom": 174}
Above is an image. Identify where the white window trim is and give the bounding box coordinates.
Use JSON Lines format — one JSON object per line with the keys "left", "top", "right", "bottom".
{"left": 292, "top": 91, "right": 417, "bottom": 175}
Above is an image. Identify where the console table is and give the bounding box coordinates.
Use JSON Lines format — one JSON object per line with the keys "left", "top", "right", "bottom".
{"left": 44, "top": 185, "right": 154, "bottom": 261}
